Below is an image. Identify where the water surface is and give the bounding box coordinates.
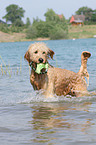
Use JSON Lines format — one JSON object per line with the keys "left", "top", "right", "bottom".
{"left": 0, "top": 39, "right": 96, "bottom": 145}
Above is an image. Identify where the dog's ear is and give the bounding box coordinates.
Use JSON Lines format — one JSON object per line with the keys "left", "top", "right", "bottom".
{"left": 24, "top": 51, "right": 30, "bottom": 62}
{"left": 48, "top": 49, "right": 55, "bottom": 59}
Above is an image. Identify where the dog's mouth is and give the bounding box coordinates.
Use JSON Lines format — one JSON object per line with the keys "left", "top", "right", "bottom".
{"left": 29, "top": 61, "right": 48, "bottom": 74}
{"left": 35, "top": 63, "right": 48, "bottom": 74}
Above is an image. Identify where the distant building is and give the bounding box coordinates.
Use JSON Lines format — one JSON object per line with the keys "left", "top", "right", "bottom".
{"left": 58, "top": 14, "right": 63, "bottom": 19}
{"left": 70, "top": 15, "right": 85, "bottom": 26}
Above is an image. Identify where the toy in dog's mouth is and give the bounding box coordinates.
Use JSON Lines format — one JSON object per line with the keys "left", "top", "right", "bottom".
{"left": 35, "top": 63, "right": 48, "bottom": 74}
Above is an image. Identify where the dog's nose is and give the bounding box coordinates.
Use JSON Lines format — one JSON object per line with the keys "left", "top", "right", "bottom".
{"left": 38, "top": 58, "right": 44, "bottom": 63}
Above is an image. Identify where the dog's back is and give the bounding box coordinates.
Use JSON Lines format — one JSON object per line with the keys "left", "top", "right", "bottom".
{"left": 47, "top": 67, "right": 87, "bottom": 97}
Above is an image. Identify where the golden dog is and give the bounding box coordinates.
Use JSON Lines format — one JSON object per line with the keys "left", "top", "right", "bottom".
{"left": 24, "top": 42, "right": 91, "bottom": 97}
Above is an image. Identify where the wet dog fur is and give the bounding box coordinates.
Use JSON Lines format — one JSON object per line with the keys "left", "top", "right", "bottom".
{"left": 24, "top": 42, "right": 91, "bottom": 97}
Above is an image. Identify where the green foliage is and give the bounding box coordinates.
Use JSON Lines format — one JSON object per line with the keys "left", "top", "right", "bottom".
{"left": 0, "top": 23, "right": 24, "bottom": 33}
{"left": 1, "top": 6, "right": 68, "bottom": 40}
{"left": 91, "top": 11, "right": 96, "bottom": 22}
{"left": 49, "top": 25, "right": 68, "bottom": 40}
{"left": 76, "top": 6, "right": 96, "bottom": 23}
{"left": 26, "top": 17, "right": 31, "bottom": 27}
{"left": 3, "top": 4, "right": 25, "bottom": 26}
{"left": 76, "top": 7, "right": 93, "bottom": 15}
{"left": 26, "top": 9, "right": 68, "bottom": 40}
{"left": 9, "top": 25, "right": 24, "bottom": 33}
{"left": 33, "top": 20, "right": 54, "bottom": 37}
{"left": 44, "top": 9, "right": 67, "bottom": 26}
{"left": 44, "top": 8, "right": 57, "bottom": 21}
{"left": 13, "top": 19, "right": 24, "bottom": 27}
{"left": 26, "top": 26, "right": 37, "bottom": 39}
{"left": 0, "top": 24, "right": 9, "bottom": 33}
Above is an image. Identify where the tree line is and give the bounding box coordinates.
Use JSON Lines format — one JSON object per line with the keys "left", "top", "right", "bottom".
{"left": 26, "top": 9, "right": 68, "bottom": 40}
{"left": 1, "top": 4, "right": 96, "bottom": 40}
{"left": 76, "top": 6, "right": 96, "bottom": 24}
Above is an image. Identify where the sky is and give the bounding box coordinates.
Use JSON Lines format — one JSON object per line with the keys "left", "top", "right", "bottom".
{"left": 0, "top": 0, "right": 96, "bottom": 23}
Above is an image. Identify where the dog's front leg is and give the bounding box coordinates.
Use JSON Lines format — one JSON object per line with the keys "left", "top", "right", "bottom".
{"left": 44, "top": 72, "right": 55, "bottom": 98}
{"left": 45, "top": 81, "right": 55, "bottom": 98}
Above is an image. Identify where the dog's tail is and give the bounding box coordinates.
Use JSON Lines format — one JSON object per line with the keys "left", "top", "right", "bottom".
{"left": 78, "top": 51, "right": 91, "bottom": 86}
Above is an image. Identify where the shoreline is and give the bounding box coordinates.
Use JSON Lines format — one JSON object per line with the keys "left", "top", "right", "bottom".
{"left": 0, "top": 31, "right": 50, "bottom": 43}
{"left": 0, "top": 25, "right": 96, "bottom": 42}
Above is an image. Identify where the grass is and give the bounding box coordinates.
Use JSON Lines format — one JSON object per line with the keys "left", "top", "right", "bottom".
{"left": 0, "top": 55, "right": 11, "bottom": 77}
{"left": 0, "top": 56, "right": 22, "bottom": 77}
{"left": 68, "top": 25, "right": 96, "bottom": 39}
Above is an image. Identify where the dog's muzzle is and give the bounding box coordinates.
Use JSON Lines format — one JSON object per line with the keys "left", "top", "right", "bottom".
{"left": 29, "top": 61, "right": 48, "bottom": 74}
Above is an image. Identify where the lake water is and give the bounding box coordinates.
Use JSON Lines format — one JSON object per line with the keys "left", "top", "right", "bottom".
{"left": 0, "top": 39, "right": 96, "bottom": 145}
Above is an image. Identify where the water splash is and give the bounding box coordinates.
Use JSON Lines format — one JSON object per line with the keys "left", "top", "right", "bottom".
{"left": 0, "top": 89, "right": 96, "bottom": 106}
{"left": 19, "top": 90, "right": 96, "bottom": 104}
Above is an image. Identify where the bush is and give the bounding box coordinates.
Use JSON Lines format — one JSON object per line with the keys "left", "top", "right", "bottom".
{"left": 31, "top": 10, "right": 68, "bottom": 40}
{"left": 26, "top": 22, "right": 68, "bottom": 40}
{"left": 0, "top": 23, "right": 25, "bottom": 33}
{"left": 84, "top": 21, "right": 96, "bottom": 25}
{"left": 13, "top": 19, "right": 24, "bottom": 27}
{"left": 9, "top": 25, "right": 24, "bottom": 33}
{"left": 49, "top": 26, "right": 68, "bottom": 40}
{"left": 0, "top": 24, "right": 9, "bottom": 33}
{"left": 34, "top": 21, "right": 53, "bottom": 38}
{"left": 26, "top": 26, "right": 37, "bottom": 39}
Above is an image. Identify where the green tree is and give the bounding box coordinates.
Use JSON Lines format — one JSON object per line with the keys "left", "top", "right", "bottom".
{"left": 75, "top": 6, "right": 93, "bottom": 21}
{"left": 44, "top": 9, "right": 66, "bottom": 24}
{"left": 44, "top": 8, "right": 56, "bottom": 21}
{"left": 13, "top": 19, "right": 24, "bottom": 27}
{"left": 75, "top": 6, "right": 96, "bottom": 24}
{"left": 26, "top": 17, "right": 31, "bottom": 27}
{"left": 26, "top": 9, "right": 68, "bottom": 40}
{"left": 91, "top": 9, "right": 96, "bottom": 22}
{"left": 33, "top": 17, "right": 40, "bottom": 24}
{"left": 26, "top": 26, "right": 37, "bottom": 39}
{"left": 3, "top": 4, "right": 25, "bottom": 26}
{"left": 33, "top": 20, "right": 54, "bottom": 37}
{"left": 49, "top": 25, "right": 68, "bottom": 40}
{"left": 44, "top": 9, "right": 68, "bottom": 34}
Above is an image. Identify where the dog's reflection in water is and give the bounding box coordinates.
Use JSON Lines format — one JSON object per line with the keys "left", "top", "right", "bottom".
{"left": 29, "top": 102, "right": 92, "bottom": 143}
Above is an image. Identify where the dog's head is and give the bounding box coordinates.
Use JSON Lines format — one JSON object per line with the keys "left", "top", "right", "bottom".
{"left": 24, "top": 42, "right": 54, "bottom": 64}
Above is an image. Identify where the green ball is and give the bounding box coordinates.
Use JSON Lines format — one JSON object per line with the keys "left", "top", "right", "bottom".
{"left": 35, "top": 63, "right": 48, "bottom": 74}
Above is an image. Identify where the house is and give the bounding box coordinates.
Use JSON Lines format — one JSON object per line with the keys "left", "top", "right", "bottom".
{"left": 58, "top": 14, "right": 63, "bottom": 19}
{"left": 70, "top": 15, "right": 85, "bottom": 26}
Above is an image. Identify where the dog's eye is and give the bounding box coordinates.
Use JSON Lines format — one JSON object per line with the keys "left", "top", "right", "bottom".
{"left": 34, "top": 51, "right": 38, "bottom": 54}
{"left": 42, "top": 52, "right": 45, "bottom": 54}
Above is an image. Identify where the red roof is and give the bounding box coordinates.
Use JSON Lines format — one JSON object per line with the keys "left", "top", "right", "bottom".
{"left": 58, "top": 14, "right": 63, "bottom": 19}
{"left": 70, "top": 15, "right": 85, "bottom": 23}
{"left": 70, "top": 16, "right": 75, "bottom": 23}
